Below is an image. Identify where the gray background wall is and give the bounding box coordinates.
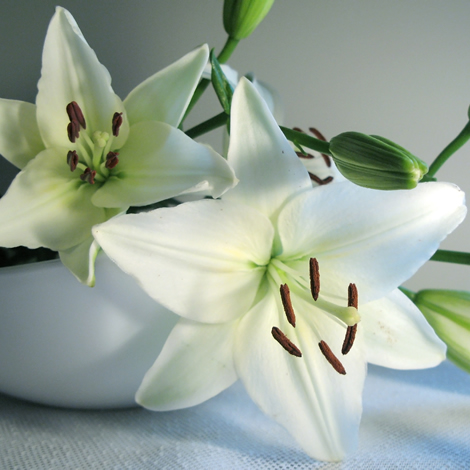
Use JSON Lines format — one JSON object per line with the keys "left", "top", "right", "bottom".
{"left": 0, "top": 0, "right": 469, "bottom": 291}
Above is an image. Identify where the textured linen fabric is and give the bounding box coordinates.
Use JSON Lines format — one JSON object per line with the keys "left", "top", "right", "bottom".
{"left": 1, "top": 361, "right": 469, "bottom": 469}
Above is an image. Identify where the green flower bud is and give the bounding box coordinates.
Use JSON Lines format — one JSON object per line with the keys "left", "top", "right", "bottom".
{"left": 414, "top": 289, "right": 470, "bottom": 373}
{"left": 329, "top": 132, "right": 428, "bottom": 190}
{"left": 223, "top": 0, "right": 275, "bottom": 40}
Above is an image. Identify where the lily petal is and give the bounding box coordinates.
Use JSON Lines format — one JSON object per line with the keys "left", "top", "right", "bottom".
{"left": 278, "top": 181, "right": 466, "bottom": 304}
{"left": 93, "top": 199, "right": 274, "bottom": 323}
{"left": 0, "top": 99, "right": 44, "bottom": 169}
{"left": 36, "top": 7, "right": 129, "bottom": 149}
{"left": 136, "top": 318, "right": 238, "bottom": 411}
{"left": 124, "top": 45, "right": 209, "bottom": 128}
{"left": 234, "top": 289, "right": 366, "bottom": 461}
{"left": 0, "top": 148, "right": 110, "bottom": 251}
{"left": 92, "top": 121, "right": 237, "bottom": 208}
{"left": 224, "top": 78, "right": 311, "bottom": 221}
{"left": 59, "top": 236, "right": 101, "bottom": 286}
{"left": 362, "top": 289, "right": 446, "bottom": 369}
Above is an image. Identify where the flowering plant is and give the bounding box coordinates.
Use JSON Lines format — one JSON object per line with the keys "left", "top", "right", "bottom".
{"left": 1, "top": 1, "right": 469, "bottom": 463}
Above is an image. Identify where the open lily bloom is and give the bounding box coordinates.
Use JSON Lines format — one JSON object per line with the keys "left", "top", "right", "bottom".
{"left": 93, "top": 79, "right": 466, "bottom": 461}
{"left": 0, "top": 7, "right": 236, "bottom": 285}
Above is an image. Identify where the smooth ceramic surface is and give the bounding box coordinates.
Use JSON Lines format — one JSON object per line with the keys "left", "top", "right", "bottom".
{"left": 0, "top": 255, "right": 178, "bottom": 409}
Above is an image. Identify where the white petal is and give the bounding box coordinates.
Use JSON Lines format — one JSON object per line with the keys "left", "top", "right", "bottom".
{"left": 0, "top": 148, "right": 112, "bottom": 251}
{"left": 93, "top": 199, "right": 273, "bottom": 323}
{"left": 136, "top": 318, "right": 238, "bottom": 411}
{"left": 278, "top": 181, "right": 466, "bottom": 304}
{"left": 0, "top": 99, "right": 44, "bottom": 169}
{"left": 362, "top": 289, "right": 446, "bottom": 369}
{"left": 59, "top": 237, "right": 101, "bottom": 287}
{"left": 224, "top": 78, "right": 311, "bottom": 221}
{"left": 36, "top": 7, "right": 128, "bottom": 149}
{"left": 234, "top": 288, "right": 366, "bottom": 462}
{"left": 124, "top": 45, "right": 209, "bottom": 127}
{"left": 252, "top": 78, "right": 284, "bottom": 124}
{"left": 92, "top": 121, "right": 237, "bottom": 208}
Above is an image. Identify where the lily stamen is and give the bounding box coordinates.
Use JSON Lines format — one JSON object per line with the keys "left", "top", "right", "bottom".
{"left": 308, "top": 127, "right": 332, "bottom": 167}
{"left": 67, "top": 119, "right": 80, "bottom": 143}
{"left": 66, "top": 101, "right": 86, "bottom": 129}
{"left": 318, "top": 340, "right": 346, "bottom": 375}
{"left": 280, "top": 283, "right": 296, "bottom": 327}
{"left": 112, "top": 112, "right": 123, "bottom": 136}
{"left": 309, "top": 173, "right": 333, "bottom": 185}
{"left": 105, "top": 151, "right": 119, "bottom": 169}
{"left": 342, "top": 325, "right": 357, "bottom": 355}
{"left": 309, "top": 257, "right": 320, "bottom": 301}
{"left": 66, "top": 150, "right": 79, "bottom": 172}
{"left": 80, "top": 167, "right": 96, "bottom": 184}
{"left": 296, "top": 151, "right": 314, "bottom": 159}
{"left": 342, "top": 283, "right": 359, "bottom": 355}
{"left": 271, "top": 326, "right": 302, "bottom": 357}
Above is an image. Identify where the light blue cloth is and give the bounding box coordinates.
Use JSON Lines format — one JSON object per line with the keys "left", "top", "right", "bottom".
{"left": 1, "top": 361, "right": 469, "bottom": 469}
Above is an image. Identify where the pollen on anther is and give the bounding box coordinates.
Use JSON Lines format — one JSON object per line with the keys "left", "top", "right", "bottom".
{"left": 105, "top": 151, "right": 119, "bottom": 169}
{"left": 348, "top": 283, "right": 358, "bottom": 309}
{"left": 280, "top": 284, "right": 296, "bottom": 327}
{"left": 318, "top": 340, "right": 346, "bottom": 375}
{"left": 342, "top": 324, "right": 357, "bottom": 355}
{"left": 309, "top": 258, "right": 320, "bottom": 301}
{"left": 112, "top": 112, "right": 123, "bottom": 136}
{"left": 67, "top": 120, "right": 80, "bottom": 143}
{"left": 296, "top": 151, "right": 314, "bottom": 159}
{"left": 80, "top": 167, "right": 96, "bottom": 185}
{"left": 66, "top": 101, "right": 86, "bottom": 129}
{"left": 271, "top": 326, "right": 302, "bottom": 357}
{"left": 308, "top": 128, "right": 332, "bottom": 167}
{"left": 309, "top": 173, "right": 334, "bottom": 185}
{"left": 342, "top": 283, "right": 359, "bottom": 355}
{"left": 66, "top": 150, "right": 79, "bottom": 172}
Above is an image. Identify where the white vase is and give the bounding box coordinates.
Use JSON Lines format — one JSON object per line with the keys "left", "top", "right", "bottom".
{"left": 0, "top": 254, "right": 178, "bottom": 408}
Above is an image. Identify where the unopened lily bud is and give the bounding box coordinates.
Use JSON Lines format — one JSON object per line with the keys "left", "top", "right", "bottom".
{"left": 329, "top": 132, "right": 428, "bottom": 190}
{"left": 223, "top": 0, "right": 275, "bottom": 40}
{"left": 414, "top": 289, "right": 470, "bottom": 373}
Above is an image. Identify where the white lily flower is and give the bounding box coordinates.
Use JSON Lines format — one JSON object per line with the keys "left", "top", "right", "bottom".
{"left": 93, "top": 79, "right": 466, "bottom": 461}
{"left": 0, "top": 7, "right": 236, "bottom": 285}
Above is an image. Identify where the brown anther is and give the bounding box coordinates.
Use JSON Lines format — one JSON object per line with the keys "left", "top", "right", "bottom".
{"left": 308, "top": 128, "right": 332, "bottom": 167}
{"left": 280, "top": 284, "right": 296, "bottom": 327}
{"left": 342, "top": 325, "right": 357, "bottom": 355}
{"left": 318, "top": 340, "right": 346, "bottom": 375}
{"left": 321, "top": 154, "right": 332, "bottom": 167}
{"left": 292, "top": 127, "right": 304, "bottom": 133}
{"left": 112, "top": 112, "right": 123, "bottom": 136}
{"left": 105, "top": 151, "right": 119, "bottom": 169}
{"left": 309, "top": 258, "right": 320, "bottom": 301}
{"left": 67, "top": 120, "right": 80, "bottom": 143}
{"left": 271, "top": 327, "right": 302, "bottom": 357}
{"left": 66, "top": 150, "right": 79, "bottom": 172}
{"left": 80, "top": 167, "right": 96, "bottom": 184}
{"left": 66, "top": 101, "right": 86, "bottom": 129}
{"left": 308, "top": 173, "right": 334, "bottom": 185}
{"left": 342, "top": 283, "right": 359, "bottom": 355}
{"left": 296, "top": 151, "right": 314, "bottom": 159}
{"left": 348, "top": 283, "right": 358, "bottom": 309}
{"left": 308, "top": 127, "right": 326, "bottom": 141}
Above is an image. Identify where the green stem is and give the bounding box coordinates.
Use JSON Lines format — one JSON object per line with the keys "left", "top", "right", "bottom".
{"left": 430, "top": 249, "right": 470, "bottom": 266}
{"left": 427, "top": 120, "right": 470, "bottom": 178}
{"left": 280, "top": 126, "right": 331, "bottom": 154}
{"left": 217, "top": 37, "right": 239, "bottom": 64}
{"left": 181, "top": 37, "right": 240, "bottom": 127}
{"left": 185, "top": 112, "right": 228, "bottom": 139}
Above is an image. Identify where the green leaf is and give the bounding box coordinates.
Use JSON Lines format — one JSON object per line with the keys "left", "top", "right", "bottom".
{"left": 210, "top": 50, "right": 234, "bottom": 115}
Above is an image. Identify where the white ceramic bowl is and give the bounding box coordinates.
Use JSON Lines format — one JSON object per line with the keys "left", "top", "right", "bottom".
{"left": 0, "top": 255, "right": 178, "bottom": 408}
